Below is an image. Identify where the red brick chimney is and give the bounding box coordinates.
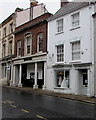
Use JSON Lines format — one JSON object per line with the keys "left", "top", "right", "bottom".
{"left": 30, "top": 0, "right": 38, "bottom": 7}
{"left": 61, "top": 0, "right": 69, "bottom": 7}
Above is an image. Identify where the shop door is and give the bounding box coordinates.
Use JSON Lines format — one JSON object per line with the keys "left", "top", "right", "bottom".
{"left": 81, "top": 70, "right": 88, "bottom": 95}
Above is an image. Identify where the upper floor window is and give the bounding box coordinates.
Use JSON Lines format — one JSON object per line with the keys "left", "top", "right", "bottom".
{"left": 72, "top": 41, "right": 80, "bottom": 60}
{"left": 25, "top": 34, "right": 32, "bottom": 55}
{"left": 9, "top": 23, "right": 13, "bottom": 33}
{"left": 3, "top": 27, "right": 6, "bottom": 37}
{"left": 37, "top": 33, "right": 43, "bottom": 52}
{"left": 3, "top": 44, "right": 6, "bottom": 57}
{"left": 57, "top": 44, "right": 64, "bottom": 62}
{"left": 71, "top": 12, "right": 79, "bottom": 28}
{"left": 17, "top": 40, "right": 21, "bottom": 56}
{"left": 9, "top": 41, "right": 12, "bottom": 55}
{"left": 57, "top": 19, "right": 63, "bottom": 33}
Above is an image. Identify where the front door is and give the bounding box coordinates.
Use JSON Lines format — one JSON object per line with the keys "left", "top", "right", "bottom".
{"left": 81, "top": 69, "right": 88, "bottom": 95}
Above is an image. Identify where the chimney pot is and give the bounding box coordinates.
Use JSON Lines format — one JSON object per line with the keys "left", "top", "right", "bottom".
{"left": 30, "top": 0, "right": 38, "bottom": 7}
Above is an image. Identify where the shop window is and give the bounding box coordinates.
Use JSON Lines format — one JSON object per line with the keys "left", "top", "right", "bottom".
{"left": 65, "top": 71, "right": 70, "bottom": 88}
{"left": 56, "top": 70, "right": 70, "bottom": 88}
{"left": 57, "top": 71, "right": 64, "bottom": 87}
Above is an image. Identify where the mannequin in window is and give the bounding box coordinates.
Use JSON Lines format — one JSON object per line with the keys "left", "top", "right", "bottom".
{"left": 58, "top": 76, "right": 62, "bottom": 87}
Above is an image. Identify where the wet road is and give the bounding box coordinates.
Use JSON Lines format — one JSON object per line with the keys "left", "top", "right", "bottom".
{"left": 2, "top": 87, "right": 95, "bottom": 120}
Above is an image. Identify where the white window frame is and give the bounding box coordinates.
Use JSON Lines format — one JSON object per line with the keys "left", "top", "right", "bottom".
{"left": 71, "top": 12, "right": 80, "bottom": 28}
{"left": 71, "top": 41, "right": 80, "bottom": 61}
{"left": 17, "top": 40, "right": 21, "bottom": 57}
{"left": 56, "top": 44, "right": 64, "bottom": 62}
{"left": 24, "top": 33, "right": 32, "bottom": 55}
{"left": 37, "top": 33, "right": 43, "bottom": 53}
{"left": 56, "top": 19, "right": 63, "bottom": 33}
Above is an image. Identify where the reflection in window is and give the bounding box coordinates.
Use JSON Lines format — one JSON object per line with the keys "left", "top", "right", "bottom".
{"left": 37, "top": 33, "right": 43, "bottom": 52}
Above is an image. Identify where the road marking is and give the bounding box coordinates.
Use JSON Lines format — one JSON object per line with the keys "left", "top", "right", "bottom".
{"left": 2, "top": 101, "right": 6, "bottom": 104}
{"left": 36, "top": 115, "right": 48, "bottom": 120}
{"left": 10, "top": 105, "right": 16, "bottom": 108}
{"left": 4, "top": 100, "right": 14, "bottom": 104}
{"left": 21, "top": 109, "right": 30, "bottom": 113}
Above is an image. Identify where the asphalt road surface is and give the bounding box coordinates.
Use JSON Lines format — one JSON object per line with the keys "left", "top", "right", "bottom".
{"left": 2, "top": 87, "right": 95, "bottom": 120}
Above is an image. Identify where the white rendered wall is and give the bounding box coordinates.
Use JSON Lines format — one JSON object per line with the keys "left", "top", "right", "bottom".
{"left": 47, "top": 5, "right": 95, "bottom": 96}
{"left": 33, "top": 4, "right": 47, "bottom": 19}
{"left": 16, "top": 9, "right": 30, "bottom": 27}
{"left": 47, "top": 6, "right": 94, "bottom": 66}
{"left": 16, "top": 4, "right": 48, "bottom": 27}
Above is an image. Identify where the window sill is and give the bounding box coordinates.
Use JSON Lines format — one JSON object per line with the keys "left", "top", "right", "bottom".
{"left": 17, "top": 55, "right": 21, "bottom": 58}
{"left": 53, "top": 62, "right": 64, "bottom": 66}
{"left": 24, "top": 53, "right": 31, "bottom": 56}
{"left": 54, "top": 87, "right": 64, "bottom": 90}
{"left": 70, "top": 26, "right": 80, "bottom": 31}
{"left": 69, "top": 60, "right": 81, "bottom": 63}
{"left": 37, "top": 51, "right": 43, "bottom": 54}
{"left": 55, "top": 31, "right": 64, "bottom": 35}
{"left": 54, "top": 87, "right": 71, "bottom": 90}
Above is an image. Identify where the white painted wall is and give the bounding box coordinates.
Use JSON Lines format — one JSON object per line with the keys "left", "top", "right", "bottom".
{"left": 16, "top": 4, "right": 48, "bottom": 27}
{"left": 33, "top": 4, "right": 48, "bottom": 19}
{"left": 16, "top": 9, "right": 30, "bottom": 27}
{"left": 94, "top": 16, "right": 96, "bottom": 97}
{"left": 48, "top": 6, "right": 94, "bottom": 66}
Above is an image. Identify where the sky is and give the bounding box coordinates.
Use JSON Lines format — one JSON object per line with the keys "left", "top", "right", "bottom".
{"left": 0, "top": 0, "right": 61, "bottom": 24}
{"left": 0, "top": 0, "right": 95, "bottom": 23}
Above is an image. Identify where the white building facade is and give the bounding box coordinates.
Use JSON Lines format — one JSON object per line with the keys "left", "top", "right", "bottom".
{"left": 47, "top": 2, "right": 96, "bottom": 97}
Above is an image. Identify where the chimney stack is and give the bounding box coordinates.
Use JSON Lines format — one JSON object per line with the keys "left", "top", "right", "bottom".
{"left": 61, "top": 0, "right": 69, "bottom": 7}
{"left": 30, "top": 0, "right": 38, "bottom": 7}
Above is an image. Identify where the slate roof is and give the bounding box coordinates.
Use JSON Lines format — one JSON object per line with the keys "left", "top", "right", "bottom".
{"left": 47, "top": 2, "right": 89, "bottom": 21}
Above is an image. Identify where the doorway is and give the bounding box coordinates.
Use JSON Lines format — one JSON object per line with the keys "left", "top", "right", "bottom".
{"left": 79, "top": 69, "right": 88, "bottom": 95}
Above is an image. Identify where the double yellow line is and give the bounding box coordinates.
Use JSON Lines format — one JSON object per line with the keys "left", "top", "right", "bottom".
{"left": 2, "top": 100, "right": 48, "bottom": 120}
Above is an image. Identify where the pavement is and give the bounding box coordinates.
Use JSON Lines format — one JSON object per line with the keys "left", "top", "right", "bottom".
{"left": 3, "top": 86, "right": 96, "bottom": 104}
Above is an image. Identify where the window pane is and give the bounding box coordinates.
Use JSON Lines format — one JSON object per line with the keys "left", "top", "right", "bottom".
{"left": 17, "top": 41, "right": 21, "bottom": 56}
{"left": 72, "top": 41, "right": 80, "bottom": 60}
{"left": 72, "top": 13, "right": 79, "bottom": 28}
{"left": 26, "top": 36, "right": 31, "bottom": 54}
{"left": 9, "top": 41, "right": 12, "bottom": 55}
{"left": 37, "top": 33, "right": 43, "bottom": 52}
{"left": 57, "top": 19, "right": 63, "bottom": 33}
{"left": 57, "top": 45, "right": 64, "bottom": 62}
